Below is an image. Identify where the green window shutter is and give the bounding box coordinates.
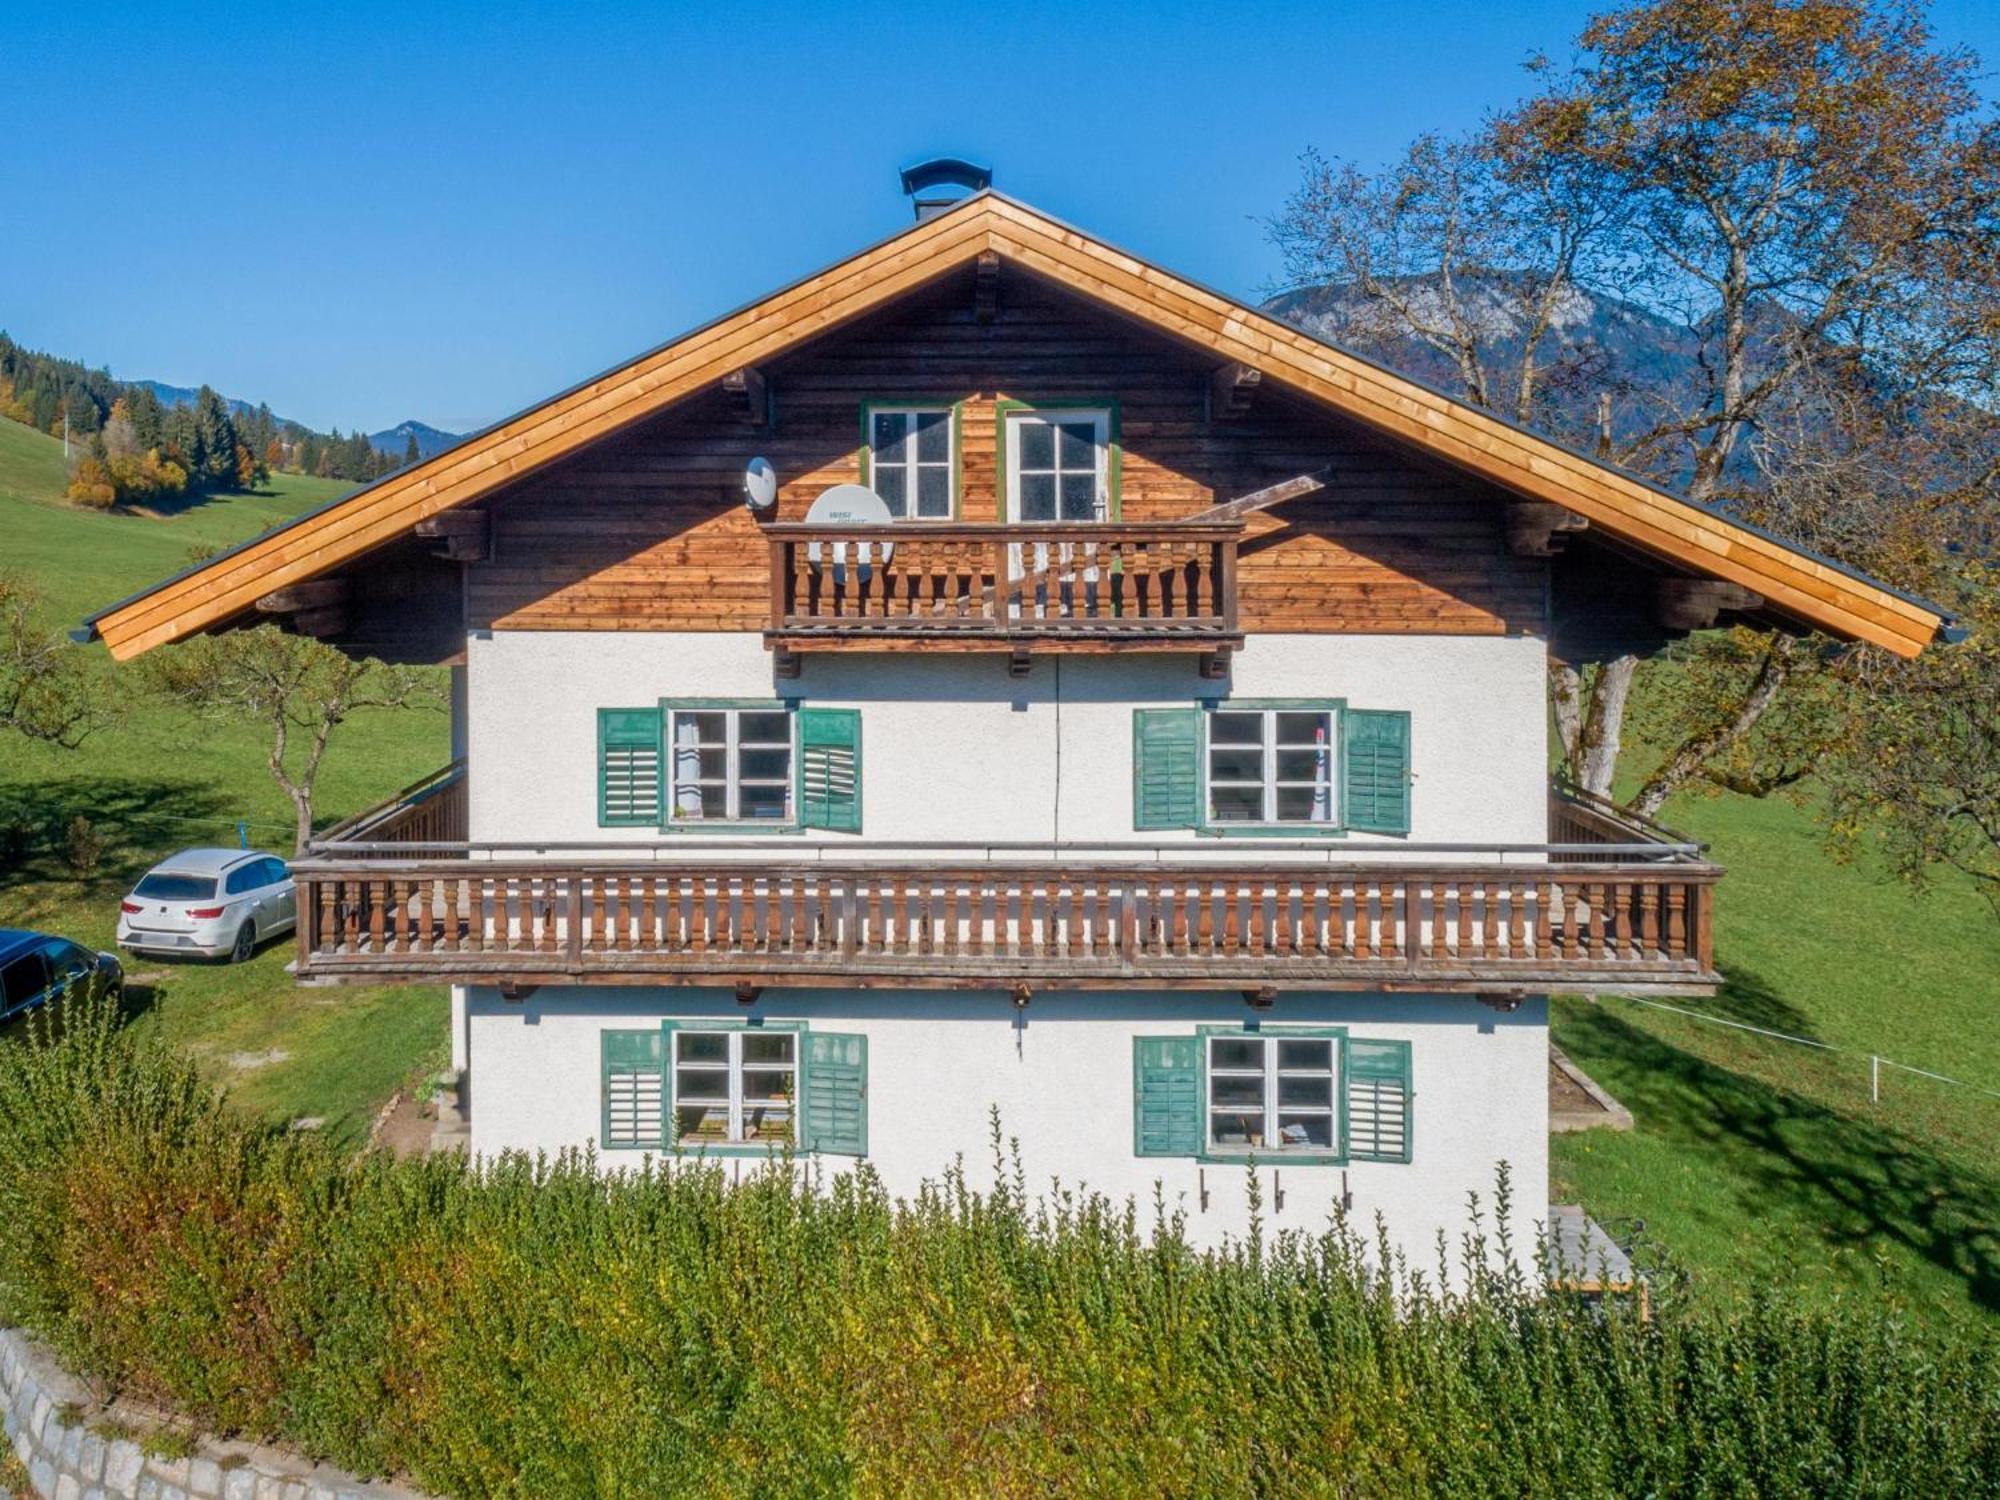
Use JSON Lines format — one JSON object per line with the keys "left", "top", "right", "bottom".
{"left": 803, "top": 1031, "right": 868, "bottom": 1156}
{"left": 1346, "top": 1038, "right": 1412, "bottom": 1163}
{"left": 601, "top": 1029, "right": 665, "bottom": 1150}
{"left": 1132, "top": 708, "right": 1201, "bottom": 830}
{"left": 1132, "top": 1036, "right": 1202, "bottom": 1157}
{"left": 1342, "top": 709, "right": 1411, "bottom": 835}
{"left": 599, "top": 708, "right": 663, "bottom": 827}
{"left": 799, "top": 708, "right": 862, "bottom": 832}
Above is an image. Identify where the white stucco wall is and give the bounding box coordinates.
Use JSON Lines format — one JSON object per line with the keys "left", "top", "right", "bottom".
{"left": 462, "top": 631, "right": 1548, "bottom": 849}
{"left": 466, "top": 986, "right": 1548, "bottom": 1271}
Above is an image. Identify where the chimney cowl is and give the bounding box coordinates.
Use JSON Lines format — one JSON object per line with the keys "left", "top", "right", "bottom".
{"left": 900, "top": 158, "right": 992, "bottom": 221}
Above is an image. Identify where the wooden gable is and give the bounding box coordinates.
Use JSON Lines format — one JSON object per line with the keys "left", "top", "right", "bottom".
{"left": 81, "top": 192, "right": 1946, "bottom": 660}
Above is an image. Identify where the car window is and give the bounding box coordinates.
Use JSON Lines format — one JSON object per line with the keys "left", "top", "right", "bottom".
{"left": 134, "top": 873, "right": 218, "bottom": 901}
{"left": 260, "top": 858, "right": 291, "bottom": 886}
{"left": 37, "top": 940, "right": 90, "bottom": 976}
{"left": 1, "top": 954, "right": 48, "bottom": 1008}
{"left": 224, "top": 865, "right": 261, "bottom": 896}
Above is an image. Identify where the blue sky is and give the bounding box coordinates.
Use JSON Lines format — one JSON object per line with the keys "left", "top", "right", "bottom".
{"left": 8, "top": 1, "right": 1997, "bottom": 435}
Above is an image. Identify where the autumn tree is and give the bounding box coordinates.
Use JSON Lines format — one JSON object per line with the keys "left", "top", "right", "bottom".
{"left": 147, "top": 627, "right": 444, "bottom": 851}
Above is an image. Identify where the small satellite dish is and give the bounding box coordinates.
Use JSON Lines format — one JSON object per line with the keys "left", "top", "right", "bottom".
{"left": 743, "top": 457, "right": 778, "bottom": 514}
{"left": 803, "top": 484, "right": 896, "bottom": 573}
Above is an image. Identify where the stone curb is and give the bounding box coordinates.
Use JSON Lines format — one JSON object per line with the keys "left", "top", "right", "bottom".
{"left": 0, "top": 1330, "right": 434, "bottom": 1500}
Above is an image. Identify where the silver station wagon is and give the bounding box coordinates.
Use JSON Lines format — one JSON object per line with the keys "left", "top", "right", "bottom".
{"left": 116, "top": 848, "right": 297, "bottom": 962}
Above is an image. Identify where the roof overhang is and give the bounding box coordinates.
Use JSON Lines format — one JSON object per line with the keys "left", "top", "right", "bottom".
{"left": 80, "top": 191, "right": 1949, "bottom": 660}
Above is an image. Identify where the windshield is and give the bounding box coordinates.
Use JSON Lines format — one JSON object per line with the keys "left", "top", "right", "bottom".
{"left": 133, "top": 873, "right": 217, "bottom": 901}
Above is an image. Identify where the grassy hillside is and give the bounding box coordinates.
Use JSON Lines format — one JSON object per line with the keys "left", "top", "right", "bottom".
{"left": 1553, "top": 788, "right": 2000, "bottom": 1331}
{"left": 1, "top": 417, "right": 447, "bottom": 1142}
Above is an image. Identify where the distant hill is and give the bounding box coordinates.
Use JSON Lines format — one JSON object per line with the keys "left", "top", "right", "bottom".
{"left": 131, "top": 379, "right": 294, "bottom": 429}
{"left": 367, "top": 420, "right": 460, "bottom": 459}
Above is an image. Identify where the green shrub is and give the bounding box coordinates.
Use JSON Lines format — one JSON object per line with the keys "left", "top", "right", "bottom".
{"left": 1, "top": 994, "right": 1995, "bottom": 1498}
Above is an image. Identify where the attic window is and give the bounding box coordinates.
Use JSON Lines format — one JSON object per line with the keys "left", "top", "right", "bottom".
{"left": 865, "top": 404, "right": 955, "bottom": 519}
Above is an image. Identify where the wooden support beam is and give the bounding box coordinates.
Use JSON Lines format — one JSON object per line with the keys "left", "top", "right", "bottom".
{"left": 414, "top": 509, "right": 490, "bottom": 562}
{"left": 772, "top": 645, "right": 801, "bottom": 679}
{"left": 1011, "top": 982, "right": 1033, "bottom": 1009}
{"left": 1655, "top": 578, "right": 1765, "bottom": 631}
{"left": 499, "top": 981, "right": 539, "bottom": 1004}
{"left": 1208, "top": 361, "right": 1262, "bottom": 420}
{"left": 1200, "top": 647, "right": 1232, "bottom": 681}
{"left": 255, "top": 578, "right": 349, "bottom": 615}
{"left": 1243, "top": 985, "right": 1277, "bottom": 1010}
{"left": 973, "top": 249, "right": 1000, "bottom": 324}
{"left": 1506, "top": 500, "right": 1589, "bottom": 558}
{"left": 1476, "top": 991, "right": 1527, "bottom": 1012}
{"left": 735, "top": 981, "right": 763, "bottom": 1006}
{"left": 1008, "top": 647, "right": 1033, "bottom": 679}
{"left": 287, "top": 606, "right": 351, "bottom": 639}
{"left": 722, "top": 366, "right": 768, "bottom": 426}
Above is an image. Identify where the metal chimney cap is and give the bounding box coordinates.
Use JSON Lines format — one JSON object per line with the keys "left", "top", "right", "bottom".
{"left": 899, "top": 158, "right": 992, "bottom": 197}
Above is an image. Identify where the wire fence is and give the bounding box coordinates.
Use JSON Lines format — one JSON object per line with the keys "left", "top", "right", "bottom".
{"left": 1598, "top": 992, "right": 2000, "bottom": 1106}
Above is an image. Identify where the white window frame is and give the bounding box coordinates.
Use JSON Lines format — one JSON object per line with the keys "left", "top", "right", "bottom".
{"left": 867, "top": 404, "right": 955, "bottom": 520}
{"left": 672, "top": 1028, "right": 799, "bottom": 1146}
{"left": 1205, "top": 706, "right": 1339, "bottom": 828}
{"left": 1205, "top": 1033, "right": 1339, "bottom": 1157}
{"left": 667, "top": 706, "right": 796, "bottom": 824}
{"left": 1004, "top": 407, "right": 1111, "bottom": 524}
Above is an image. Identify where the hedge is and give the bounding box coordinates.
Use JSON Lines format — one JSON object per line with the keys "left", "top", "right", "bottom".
{"left": 0, "top": 995, "right": 1995, "bottom": 1497}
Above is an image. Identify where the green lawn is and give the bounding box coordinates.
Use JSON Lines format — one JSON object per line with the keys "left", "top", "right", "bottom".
{"left": 1, "top": 417, "right": 448, "bottom": 1143}
{"left": 1553, "top": 788, "right": 2000, "bottom": 1331}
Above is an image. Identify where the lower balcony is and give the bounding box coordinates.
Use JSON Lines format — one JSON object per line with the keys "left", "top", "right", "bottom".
{"left": 293, "top": 776, "right": 1720, "bottom": 997}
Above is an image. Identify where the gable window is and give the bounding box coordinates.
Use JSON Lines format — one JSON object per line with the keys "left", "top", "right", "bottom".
{"left": 1208, "top": 708, "right": 1335, "bottom": 826}
{"left": 866, "top": 404, "right": 955, "bottom": 519}
{"left": 1207, "top": 1033, "right": 1338, "bottom": 1154}
{"left": 669, "top": 707, "right": 793, "bottom": 823}
{"left": 673, "top": 1028, "right": 799, "bottom": 1146}
{"left": 1004, "top": 406, "right": 1112, "bottom": 523}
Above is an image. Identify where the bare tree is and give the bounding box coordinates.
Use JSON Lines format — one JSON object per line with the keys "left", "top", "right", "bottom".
{"left": 0, "top": 576, "right": 103, "bottom": 749}
{"left": 146, "top": 627, "right": 445, "bottom": 852}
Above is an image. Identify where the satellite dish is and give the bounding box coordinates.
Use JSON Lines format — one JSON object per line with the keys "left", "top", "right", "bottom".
{"left": 803, "top": 484, "right": 897, "bottom": 572}
{"left": 743, "top": 457, "right": 778, "bottom": 513}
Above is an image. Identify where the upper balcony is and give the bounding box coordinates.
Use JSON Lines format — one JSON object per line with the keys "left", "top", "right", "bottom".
{"left": 291, "top": 771, "right": 1721, "bottom": 999}
{"left": 763, "top": 521, "right": 1243, "bottom": 675}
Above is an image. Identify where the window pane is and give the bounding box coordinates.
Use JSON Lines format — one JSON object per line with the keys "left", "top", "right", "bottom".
{"left": 1210, "top": 1037, "right": 1264, "bottom": 1072}
{"left": 1277, "top": 1038, "right": 1332, "bottom": 1071}
{"left": 739, "top": 711, "right": 790, "bottom": 743}
{"left": 1276, "top": 749, "right": 1331, "bottom": 782}
{"left": 1016, "top": 419, "right": 1054, "bottom": 470}
{"left": 1278, "top": 1074, "right": 1334, "bottom": 1109}
{"left": 916, "top": 465, "right": 950, "bottom": 517}
{"left": 740, "top": 748, "right": 791, "bottom": 781}
{"left": 1059, "top": 473, "right": 1097, "bottom": 520}
{"left": 1276, "top": 712, "right": 1332, "bottom": 745}
{"left": 739, "top": 784, "right": 791, "bottom": 821}
{"left": 675, "top": 1105, "right": 731, "bottom": 1143}
{"left": 743, "top": 1033, "right": 795, "bottom": 1065}
{"left": 133, "top": 874, "right": 217, "bottom": 900}
{"left": 1208, "top": 748, "right": 1263, "bottom": 783}
{"left": 685, "top": 712, "right": 727, "bottom": 744}
{"left": 1209, "top": 1111, "right": 1262, "bottom": 1147}
{"left": 1276, "top": 1114, "right": 1335, "bottom": 1149}
{"left": 672, "top": 784, "right": 728, "bottom": 819}
{"left": 675, "top": 1067, "right": 729, "bottom": 1102}
{"left": 677, "top": 1032, "right": 728, "bottom": 1063}
{"left": 874, "top": 465, "right": 907, "bottom": 515}
{"left": 1275, "top": 786, "right": 1332, "bottom": 823}
{"left": 1057, "top": 421, "right": 1100, "bottom": 469}
{"left": 913, "top": 409, "right": 950, "bottom": 462}
{"left": 1209, "top": 713, "right": 1263, "bottom": 746}
{"left": 742, "top": 1105, "right": 792, "bottom": 1144}
{"left": 1209, "top": 786, "right": 1264, "bottom": 822}
{"left": 742, "top": 1068, "right": 795, "bottom": 1105}
{"left": 1017, "top": 472, "right": 1056, "bottom": 521}
{"left": 1210, "top": 1074, "right": 1263, "bottom": 1108}
{"left": 872, "top": 411, "right": 908, "bottom": 462}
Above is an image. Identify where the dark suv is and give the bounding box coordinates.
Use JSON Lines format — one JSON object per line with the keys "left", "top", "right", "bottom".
{"left": 0, "top": 930, "right": 123, "bottom": 1023}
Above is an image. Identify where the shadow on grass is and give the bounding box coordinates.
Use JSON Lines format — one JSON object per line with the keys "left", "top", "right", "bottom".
{"left": 1706, "top": 960, "right": 1826, "bottom": 1042}
{"left": 1563, "top": 1004, "right": 2000, "bottom": 1315}
{"left": 0, "top": 776, "right": 235, "bottom": 892}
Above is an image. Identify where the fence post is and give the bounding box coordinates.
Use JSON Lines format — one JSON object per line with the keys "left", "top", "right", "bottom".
{"left": 1871, "top": 1053, "right": 1880, "bottom": 1104}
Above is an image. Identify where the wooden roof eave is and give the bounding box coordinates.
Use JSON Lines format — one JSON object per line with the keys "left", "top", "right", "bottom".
{"left": 82, "top": 191, "right": 1948, "bottom": 661}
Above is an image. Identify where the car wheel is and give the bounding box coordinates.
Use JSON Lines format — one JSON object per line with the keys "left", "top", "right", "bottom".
{"left": 230, "top": 922, "right": 257, "bottom": 964}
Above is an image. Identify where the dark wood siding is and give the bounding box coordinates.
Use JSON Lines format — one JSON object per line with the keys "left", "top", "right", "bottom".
{"left": 465, "top": 267, "right": 1546, "bottom": 636}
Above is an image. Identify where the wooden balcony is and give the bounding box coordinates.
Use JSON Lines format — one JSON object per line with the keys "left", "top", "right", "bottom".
{"left": 764, "top": 522, "right": 1242, "bottom": 671}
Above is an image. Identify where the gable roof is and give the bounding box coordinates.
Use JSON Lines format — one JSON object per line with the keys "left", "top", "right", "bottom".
{"left": 81, "top": 191, "right": 1948, "bottom": 660}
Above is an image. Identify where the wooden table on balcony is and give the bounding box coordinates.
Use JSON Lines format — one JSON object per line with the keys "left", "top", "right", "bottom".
{"left": 764, "top": 521, "right": 1243, "bottom": 675}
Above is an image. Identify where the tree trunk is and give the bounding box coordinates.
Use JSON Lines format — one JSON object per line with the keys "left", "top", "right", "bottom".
{"left": 291, "top": 792, "right": 315, "bottom": 856}
{"left": 1576, "top": 655, "right": 1638, "bottom": 796}
{"left": 1630, "top": 636, "right": 1797, "bottom": 818}
{"left": 1551, "top": 663, "right": 1584, "bottom": 775}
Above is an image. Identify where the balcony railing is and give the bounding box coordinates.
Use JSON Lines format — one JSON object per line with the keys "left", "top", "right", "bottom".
{"left": 764, "top": 522, "right": 1242, "bottom": 659}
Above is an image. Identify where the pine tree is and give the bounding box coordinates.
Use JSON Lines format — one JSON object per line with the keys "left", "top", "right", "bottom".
{"left": 403, "top": 430, "right": 420, "bottom": 466}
